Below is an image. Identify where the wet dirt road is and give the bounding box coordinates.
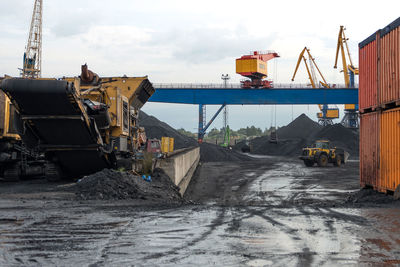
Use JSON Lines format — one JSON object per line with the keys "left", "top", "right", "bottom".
{"left": 0, "top": 157, "right": 399, "bottom": 266}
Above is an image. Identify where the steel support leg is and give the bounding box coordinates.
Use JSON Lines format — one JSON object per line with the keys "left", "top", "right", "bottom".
{"left": 198, "top": 104, "right": 226, "bottom": 143}
{"left": 198, "top": 104, "right": 205, "bottom": 143}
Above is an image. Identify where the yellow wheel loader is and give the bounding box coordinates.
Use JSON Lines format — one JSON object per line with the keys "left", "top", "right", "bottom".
{"left": 299, "top": 140, "right": 349, "bottom": 167}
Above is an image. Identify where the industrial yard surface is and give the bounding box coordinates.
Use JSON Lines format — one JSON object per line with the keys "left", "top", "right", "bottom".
{"left": 0, "top": 156, "right": 399, "bottom": 266}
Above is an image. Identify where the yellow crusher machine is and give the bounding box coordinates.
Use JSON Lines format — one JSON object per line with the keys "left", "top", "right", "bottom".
{"left": 0, "top": 65, "right": 155, "bottom": 180}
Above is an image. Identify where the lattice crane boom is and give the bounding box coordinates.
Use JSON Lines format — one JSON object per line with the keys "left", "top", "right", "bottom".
{"left": 292, "top": 47, "right": 339, "bottom": 125}
{"left": 21, "top": 0, "right": 42, "bottom": 78}
{"left": 334, "top": 26, "right": 359, "bottom": 128}
{"left": 334, "top": 26, "right": 359, "bottom": 88}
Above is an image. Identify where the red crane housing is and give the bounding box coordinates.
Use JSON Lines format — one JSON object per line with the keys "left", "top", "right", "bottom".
{"left": 236, "top": 51, "right": 280, "bottom": 88}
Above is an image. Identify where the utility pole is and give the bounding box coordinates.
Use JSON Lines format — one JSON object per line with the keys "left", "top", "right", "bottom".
{"left": 221, "top": 74, "right": 230, "bottom": 130}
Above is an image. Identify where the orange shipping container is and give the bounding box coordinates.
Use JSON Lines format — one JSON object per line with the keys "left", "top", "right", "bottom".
{"left": 380, "top": 107, "right": 400, "bottom": 192}
{"left": 359, "top": 33, "right": 379, "bottom": 110}
{"left": 360, "top": 112, "right": 380, "bottom": 189}
{"left": 379, "top": 17, "right": 400, "bottom": 106}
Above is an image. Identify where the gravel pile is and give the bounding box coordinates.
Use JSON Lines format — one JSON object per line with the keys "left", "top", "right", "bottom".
{"left": 234, "top": 114, "right": 359, "bottom": 158}
{"left": 75, "top": 168, "right": 184, "bottom": 203}
{"left": 139, "top": 111, "right": 197, "bottom": 150}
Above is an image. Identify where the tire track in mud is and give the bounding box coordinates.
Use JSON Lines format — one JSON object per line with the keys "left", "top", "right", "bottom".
{"left": 193, "top": 159, "right": 368, "bottom": 266}
{"left": 142, "top": 206, "right": 227, "bottom": 263}
{"left": 88, "top": 219, "right": 135, "bottom": 266}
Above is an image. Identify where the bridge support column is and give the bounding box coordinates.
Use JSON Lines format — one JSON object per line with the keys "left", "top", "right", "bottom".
{"left": 198, "top": 104, "right": 205, "bottom": 143}
{"left": 198, "top": 104, "right": 226, "bottom": 144}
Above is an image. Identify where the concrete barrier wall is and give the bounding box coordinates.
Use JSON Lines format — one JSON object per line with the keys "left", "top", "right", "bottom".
{"left": 158, "top": 147, "right": 200, "bottom": 195}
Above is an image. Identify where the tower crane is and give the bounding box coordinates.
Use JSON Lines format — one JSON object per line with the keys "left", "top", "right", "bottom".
{"left": 21, "top": 0, "right": 43, "bottom": 78}
{"left": 334, "top": 26, "right": 359, "bottom": 128}
{"left": 292, "top": 47, "right": 339, "bottom": 126}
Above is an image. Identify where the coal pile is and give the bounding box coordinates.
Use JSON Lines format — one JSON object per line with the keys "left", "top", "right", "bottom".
{"left": 139, "top": 111, "right": 197, "bottom": 150}
{"left": 277, "top": 113, "right": 322, "bottom": 139}
{"left": 75, "top": 168, "right": 184, "bottom": 203}
{"left": 314, "top": 124, "right": 359, "bottom": 156}
{"left": 249, "top": 137, "right": 307, "bottom": 157}
{"left": 345, "top": 188, "right": 399, "bottom": 205}
{"left": 235, "top": 114, "right": 321, "bottom": 157}
{"left": 139, "top": 111, "right": 252, "bottom": 162}
{"left": 200, "top": 142, "right": 253, "bottom": 162}
{"left": 234, "top": 114, "right": 359, "bottom": 158}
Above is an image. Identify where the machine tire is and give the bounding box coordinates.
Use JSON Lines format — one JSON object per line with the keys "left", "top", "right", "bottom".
{"left": 333, "top": 154, "right": 342, "bottom": 167}
{"left": 304, "top": 160, "right": 314, "bottom": 167}
{"left": 3, "top": 164, "right": 20, "bottom": 182}
{"left": 317, "top": 154, "right": 328, "bottom": 167}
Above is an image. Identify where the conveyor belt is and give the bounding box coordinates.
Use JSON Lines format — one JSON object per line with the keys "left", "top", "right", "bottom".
{"left": 1, "top": 78, "right": 111, "bottom": 177}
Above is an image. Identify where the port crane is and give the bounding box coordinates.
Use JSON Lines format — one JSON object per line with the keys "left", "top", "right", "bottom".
{"left": 21, "top": 0, "right": 42, "bottom": 78}
{"left": 236, "top": 51, "right": 280, "bottom": 88}
{"left": 292, "top": 47, "right": 339, "bottom": 126}
{"left": 334, "top": 26, "right": 359, "bottom": 128}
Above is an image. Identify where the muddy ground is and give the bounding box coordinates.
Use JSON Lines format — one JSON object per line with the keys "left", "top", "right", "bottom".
{"left": 0, "top": 156, "right": 399, "bottom": 266}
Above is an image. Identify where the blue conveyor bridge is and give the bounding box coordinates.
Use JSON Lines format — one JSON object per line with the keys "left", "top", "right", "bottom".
{"left": 148, "top": 86, "right": 358, "bottom": 142}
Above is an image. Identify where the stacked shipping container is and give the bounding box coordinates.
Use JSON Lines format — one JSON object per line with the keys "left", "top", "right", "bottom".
{"left": 359, "top": 17, "right": 400, "bottom": 193}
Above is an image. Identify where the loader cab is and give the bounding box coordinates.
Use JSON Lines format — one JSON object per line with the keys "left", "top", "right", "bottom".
{"left": 313, "top": 140, "right": 330, "bottom": 150}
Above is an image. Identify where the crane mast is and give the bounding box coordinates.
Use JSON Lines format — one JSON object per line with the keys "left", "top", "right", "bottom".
{"left": 22, "top": 0, "right": 42, "bottom": 78}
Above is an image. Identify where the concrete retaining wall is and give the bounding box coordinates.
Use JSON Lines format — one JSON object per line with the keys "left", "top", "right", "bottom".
{"left": 158, "top": 147, "right": 200, "bottom": 195}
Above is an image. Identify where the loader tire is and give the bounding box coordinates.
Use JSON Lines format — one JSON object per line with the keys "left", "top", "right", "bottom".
{"left": 317, "top": 154, "right": 328, "bottom": 167}
{"left": 304, "top": 160, "right": 314, "bottom": 167}
{"left": 333, "top": 155, "right": 341, "bottom": 167}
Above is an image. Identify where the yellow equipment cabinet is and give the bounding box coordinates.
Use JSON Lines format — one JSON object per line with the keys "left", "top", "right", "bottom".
{"left": 169, "top": 137, "right": 174, "bottom": 152}
{"left": 161, "top": 137, "right": 175, "bottom": 153}
{"left": 161, "top": 137, "right": 169, "bottom": 153}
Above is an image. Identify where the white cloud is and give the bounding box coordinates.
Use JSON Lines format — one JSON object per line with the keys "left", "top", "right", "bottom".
{"left": 82, "top": 25, "right": 153, "bottom": 48}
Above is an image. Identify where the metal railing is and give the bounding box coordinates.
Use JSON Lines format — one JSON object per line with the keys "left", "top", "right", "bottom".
{"left": 153, "top": 83, "right": 358, "bottom": 89}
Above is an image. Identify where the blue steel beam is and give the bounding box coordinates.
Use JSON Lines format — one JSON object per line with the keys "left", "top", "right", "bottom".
{"left": 201, "top": 104, "right": 226, "bottom": 134}
{"left": 149, "top": 88, "right": 358, "bottom": 105}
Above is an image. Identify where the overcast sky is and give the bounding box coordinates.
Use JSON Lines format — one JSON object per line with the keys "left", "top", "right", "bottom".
{"left": 1, "top": 0, "right": 399, "bottom": 131}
